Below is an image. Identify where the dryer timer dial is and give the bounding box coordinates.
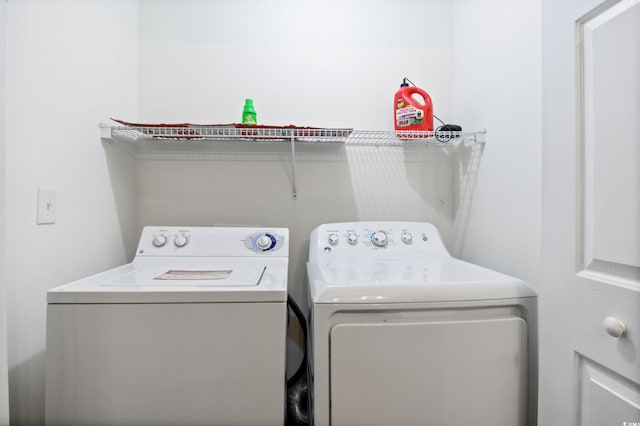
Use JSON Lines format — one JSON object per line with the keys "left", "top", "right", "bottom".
{"left": 371, "top": 231, "right": 389, "bottom": 247}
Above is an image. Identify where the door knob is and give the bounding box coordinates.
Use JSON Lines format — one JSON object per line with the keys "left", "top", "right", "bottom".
{"left": 603, "top": 316, "right": 627, "bottom": 338}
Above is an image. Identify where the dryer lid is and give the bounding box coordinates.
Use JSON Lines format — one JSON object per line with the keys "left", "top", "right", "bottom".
{"left": 307, "top": 256, "right": 536, "bottom": 304}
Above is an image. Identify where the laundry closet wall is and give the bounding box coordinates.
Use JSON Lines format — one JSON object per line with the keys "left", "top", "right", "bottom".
{"left": 1, "top": 0, "right": 541, "bottom": 424}
{"left": 451, "top": 0, "right": 542, "bottom": 284}
{"left": 4, "top": 1, "right": 139, "bottom": 423}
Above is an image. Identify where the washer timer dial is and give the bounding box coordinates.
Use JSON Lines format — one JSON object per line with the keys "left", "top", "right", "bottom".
{"left": 247, "top": 232, "right": 279, "bottom": 252}
{"left": 256, "top": 234, "right": 273, "bottom": 250}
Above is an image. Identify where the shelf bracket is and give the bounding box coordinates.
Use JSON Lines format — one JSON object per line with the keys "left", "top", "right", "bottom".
{"left": 99, "top": 123, "right": 113, "bottom": 139}
{"left": 476, "top": 129, "right": 487, "bottom": 145}
{"left": 290, "top": 133, "right": 298, "bottom": 200}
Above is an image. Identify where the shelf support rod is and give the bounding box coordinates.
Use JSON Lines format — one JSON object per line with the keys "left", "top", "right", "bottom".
{"left": 290, "top": 131, "right": 298, "bottom": 200}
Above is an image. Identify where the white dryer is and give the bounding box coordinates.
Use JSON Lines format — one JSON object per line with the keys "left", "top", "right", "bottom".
{"left": 46, "top": 226, "right": 288, "bottom": 426}
{"left": 306, "top": 222, "right": 537, "bottom": 426}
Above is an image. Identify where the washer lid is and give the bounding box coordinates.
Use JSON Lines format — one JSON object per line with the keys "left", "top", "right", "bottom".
{"left": 307, "top": 256, "right": 536, "bottom": 304}
{"left": 48, "top": 258, "right": 287, "bottom": 304}
{"left": 101, "top": 262, "right": 267, "bottom": 287}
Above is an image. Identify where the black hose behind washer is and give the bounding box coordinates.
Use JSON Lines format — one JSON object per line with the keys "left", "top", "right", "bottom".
{"left": 287, "top": 295, "right": 308, "bottom": 388}
{"left": 287, "top": 382, "right": 309, "bottom": 425}
{"left": 286, "top": 295, "right": 310, "bottom": 425}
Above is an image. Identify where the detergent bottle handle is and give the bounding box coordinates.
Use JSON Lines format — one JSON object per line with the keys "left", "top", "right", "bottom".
{"left": 405, "top": 87, "right": 432, "bottom": 106}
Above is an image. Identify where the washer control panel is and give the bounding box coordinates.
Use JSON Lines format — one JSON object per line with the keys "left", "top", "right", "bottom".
{"left": 136, "top": 226, "right": 288, "bottom": 257}
{"left": 310, "top": 222, "right": 450, "bottom": 260}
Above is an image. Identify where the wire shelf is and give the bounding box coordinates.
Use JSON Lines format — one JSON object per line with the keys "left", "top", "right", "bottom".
{"left": 344, "top": 129, "right": 482, "bottom": 145}
{"left": 99, "top": 123, "right": 486, "bottom": 200}
{"left": 102, "top": 125, "right": 484, "bottom": 146}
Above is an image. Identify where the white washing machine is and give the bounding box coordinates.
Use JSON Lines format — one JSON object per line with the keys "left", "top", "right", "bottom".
{"left": 306, "top": 222, "right": 538, "bottom": 426}
{"left": 46, "top": 226, "right": 288, "bottom": 426}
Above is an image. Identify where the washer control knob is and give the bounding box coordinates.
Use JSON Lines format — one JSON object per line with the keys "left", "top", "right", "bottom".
{"left": 371, "top": 231, "right": 389, "bottom": 247}
{"left": 256, "top": 234, "right": 273, "bottom": 250}
{"left": 152, "top": 235, "right": 167, "bottom": 247}
{"left": 347, "top": 233, "right": 358, "bottom": 245}
{"left": 174, "top": 235, "right": 188, "bottom": 247}
{"left": 401, "top": 233, "right": 413, "bottom": 244}
{"left": 328, "top": 233, "right": 339, "bottom": 246}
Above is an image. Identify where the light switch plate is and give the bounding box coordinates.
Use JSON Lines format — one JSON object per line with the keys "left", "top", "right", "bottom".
{"left": 37, "top": 188, "right": 56, "bottom": 225}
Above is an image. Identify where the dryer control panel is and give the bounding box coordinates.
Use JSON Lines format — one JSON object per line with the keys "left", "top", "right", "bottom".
{"left": 136, "top": 226, "right": 288, "bottom": 257}
{"left": 309, "top": 222, "right": 450, "bottom": 260}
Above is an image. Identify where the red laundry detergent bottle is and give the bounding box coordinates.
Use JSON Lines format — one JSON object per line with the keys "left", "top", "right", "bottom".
{"left": 394, "top": 78, "right": 434, "bottom": 132}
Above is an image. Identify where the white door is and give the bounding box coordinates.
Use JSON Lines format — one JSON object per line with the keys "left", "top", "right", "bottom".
{"left": 541, "top": 0, "right": 640, "bottom": 425}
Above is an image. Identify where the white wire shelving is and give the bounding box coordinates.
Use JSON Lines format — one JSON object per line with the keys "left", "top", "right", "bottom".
{"left": 100, "top": 124, "right": 485, "bottom": 146}
{"left": 99, "top": 123, "right": 486, "bottom": 199}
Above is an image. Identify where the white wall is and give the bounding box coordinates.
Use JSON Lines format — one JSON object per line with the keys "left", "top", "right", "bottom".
{"left": 136, "top": 0, "right": 465, "bottom": 305}
{"left": 137, "top": 0, "right": 455, "bottom": 129}
{"left": 136, "top": 0, "right": 541, "bottom": 301}
{"left": 4, "top": 1, "right": 139, "bottom": 423}
{"left": 452, "top": 0, "right": 542, "bottom": 288}
{"left": 0, "top": 0, "right": 10, "bottom": 423}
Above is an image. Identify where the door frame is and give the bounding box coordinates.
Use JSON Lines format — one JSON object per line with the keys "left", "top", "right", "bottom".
{"left": 0, "top": 0, "right": 10, "bottom": 421}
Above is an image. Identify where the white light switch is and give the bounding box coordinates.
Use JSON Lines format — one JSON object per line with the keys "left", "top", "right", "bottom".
{"left": 37, "top": 188, "right": 57, "bottom": 225}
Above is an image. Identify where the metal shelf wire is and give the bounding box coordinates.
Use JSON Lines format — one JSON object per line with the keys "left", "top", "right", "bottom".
{"left": 101, "top": 124, "right": 484, "bottom": 146}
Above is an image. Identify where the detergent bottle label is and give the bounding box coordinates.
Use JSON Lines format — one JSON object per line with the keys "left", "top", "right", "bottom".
{"left": 395, "top": 104, "right": 425, "bottom": 128}
{"left": 243, "top": 114, "right": 257, "bottom": 125}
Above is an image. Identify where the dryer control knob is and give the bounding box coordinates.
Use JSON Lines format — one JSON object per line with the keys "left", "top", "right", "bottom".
{"left": 174, "top": 235, "right": 188, "bottom": 247}
{"left": 256, "top": 234, "right": 273, "bottom": 250}
{"left": 402, "top": 233, "right": 413, "bottom": 244}
{"left": 152, "top": 235, "right": 167, "bottom": 247}
{"left": 371, "top": 231, "right": 389, "bottom": 247}
{"left": 347, "top": 233, "right": 358, "bottom": 245}
{"left": 328, "top": 233, "right": 339, "bottom": 245}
